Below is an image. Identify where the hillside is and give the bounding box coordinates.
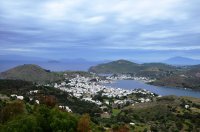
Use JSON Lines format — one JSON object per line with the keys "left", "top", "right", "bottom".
{"left": 0, "top": 79, "right": 102, "bottom": 131}
{"left": 150, "top": 65, "right": 200, "bottom": 90}
{"left": 0, "top": 64, "right": 62, "bottom": 84}
{"left": 117, "top": 95, "right": 200, "bottom": 131}
{"left": 0, "top": 79, "right": 101, "bottom": 116}
{"left": 89, "top": 59, "right": 140, "bottom": 74}
{"left": 1, "top": 80, "right": 200, "bottom": 132}
{"left": 89, "top": 60, "right": 180, "bottom": 78}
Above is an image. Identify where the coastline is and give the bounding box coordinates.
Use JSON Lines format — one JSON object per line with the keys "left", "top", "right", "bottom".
{"left": 103, "top": 79, "right": 200, "bottom": 98}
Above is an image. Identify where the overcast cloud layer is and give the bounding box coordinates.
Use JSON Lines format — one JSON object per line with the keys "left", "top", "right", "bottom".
{"left": 0, "top": 0, "right": 200, "bottom": 61}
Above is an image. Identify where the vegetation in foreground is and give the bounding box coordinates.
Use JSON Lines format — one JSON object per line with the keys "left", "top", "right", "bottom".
{"left": 0, "top": 100, "right": 99, "bottom": 132}
{"left": 0, "top": 79, "right": 200, "bottom": 132}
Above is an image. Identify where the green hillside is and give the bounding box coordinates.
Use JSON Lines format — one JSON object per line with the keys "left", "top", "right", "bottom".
{"left": 116, "top": 96, "right": 200, "bottom": 131}
{"left": 0, "top": 64, "right": 62, "bottom": 84}
{"left": 89, "top": 60, "right": 177, "bottom": 73}
{"left": 89, "top": 60, "right": 141, "bottom": 74}
{"left": 88, "top": 60, "right": 179, "bottom": 78}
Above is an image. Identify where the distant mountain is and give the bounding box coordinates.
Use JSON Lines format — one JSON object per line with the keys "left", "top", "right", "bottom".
{"left": 0, "top": 55, "right": 109, "bottom": 72}
{"left": 164, "top": 56, "right": 200, "bottom": 65}
{"left": 0, "top": 64, "right": 62, "bottom": 84}
{"left": 60, "top": 58, "right": 110, "bottom": 65}
{"left": 89, "top": 59, "right": 140, "bottom": 74}
{"left": 88, "top": 59, "right": 178, "bottom": 78}
{"left": 61, "top": 58, "right": 91, "bottom": 63}
{"left": 47, "top": 60, "right": 61, "bottom": 63}
{"left": 0, "top": 54, "right": 47, "bottom": 62}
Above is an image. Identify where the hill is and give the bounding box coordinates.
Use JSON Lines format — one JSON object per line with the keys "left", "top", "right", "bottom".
{"left": 89, "top": 59, "right": 141, "bottom": 74}
{"left": 0, "top": 64, "right": 62, "bottom": 84}
{"left": 88, "top": 60, "right": 179, "bottom": 78}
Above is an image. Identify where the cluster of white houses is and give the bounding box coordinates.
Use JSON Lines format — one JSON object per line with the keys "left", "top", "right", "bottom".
{"left": 106, "top": 74, "right": 156, "bottom": 83}
{"left": 9, "top": 74, "right": 159, "bottom": 113}
{"left": 54, "top": 75, "right": 157, "bottom": 107}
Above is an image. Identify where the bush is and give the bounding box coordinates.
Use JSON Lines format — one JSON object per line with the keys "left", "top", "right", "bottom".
{"left": 1, "top": 115, "right": 40, "bottom": 132}
{"left": 49, "top": 108, "right": 77, "bottom": 132}
{"left": 0, "top": 101, "right": 25, "bottom": 123}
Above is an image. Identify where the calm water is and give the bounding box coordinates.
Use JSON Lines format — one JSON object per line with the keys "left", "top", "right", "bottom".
{"left": 104, "top": 80, "right": 200, "bottom": 98}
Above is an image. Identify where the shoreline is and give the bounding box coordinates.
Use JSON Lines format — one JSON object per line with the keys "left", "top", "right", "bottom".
{"left": 102, "top": 79, "right": 200, "bottom": 98}
{"left": 105, "top": 78, "right": 199, "bottom": 92}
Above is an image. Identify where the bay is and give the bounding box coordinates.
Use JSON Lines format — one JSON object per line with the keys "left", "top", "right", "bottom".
{"left": 104, "top": 80, "right": 200, "bottom": 98}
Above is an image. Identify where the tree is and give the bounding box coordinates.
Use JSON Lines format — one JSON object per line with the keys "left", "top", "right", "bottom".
{"left": 77, "top": 114, "right": 91, "bottom": 132}
{"left": 49, "top": 108, "right": 77, "bottom": 132}
{"left": 35, "top": 105, "right": 51, "bottom": 131}
{"left": 40, "top": 95, "right": 57, "bottom": 107}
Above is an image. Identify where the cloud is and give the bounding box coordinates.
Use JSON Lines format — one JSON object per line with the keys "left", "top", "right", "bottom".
{"left": 0, "top": 0, "right": 200, "bottom": 60}
{"left": 102, "top": 45, "right": 200, "bottom": 51}
{"left": 83, "top": 16, "right": 106, "bottom": 25}
{"left": 0, "top": 0, "right": 191, "bottom": 24}
{"left": 122, "top": 0, "right": 186, "bottom": 24}
{"left": 1, "top": 48, "right": 34, "bottom": 52}
{"left": 140, "top": 30, "right": 181, "bottom": 39}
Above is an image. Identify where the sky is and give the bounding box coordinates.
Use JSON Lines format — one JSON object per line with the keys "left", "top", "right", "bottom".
{"left": 0, "top": 0, "right": 200, "bottom": 62}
